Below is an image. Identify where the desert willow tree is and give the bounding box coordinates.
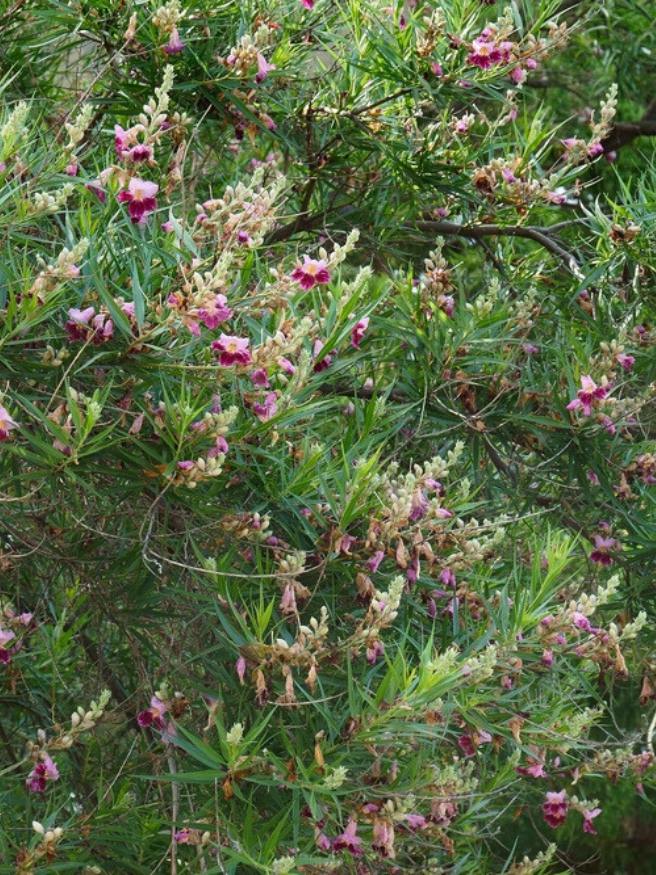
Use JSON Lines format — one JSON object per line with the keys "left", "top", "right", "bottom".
{"left": 0, "top": 1, "right": 655, "bottom": 873}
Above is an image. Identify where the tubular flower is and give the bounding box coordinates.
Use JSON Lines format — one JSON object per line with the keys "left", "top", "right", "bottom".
{"left": 117, "top": 178, "right": 159, "bottom": 224}
{"left": 211, "top": 334, "right": 252, "bottom": 367}
{"left": 291, "top": 256, "right": 330, "bottom": 290}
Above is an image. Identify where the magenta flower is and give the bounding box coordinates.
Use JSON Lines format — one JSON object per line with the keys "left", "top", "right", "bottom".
{"left": 616, "top": 352, "right": 635, "bottom": 371}
{"left": 542, "top": 790, "right": 569, "bottom": 828}
{"left": 566, "top": 375, "right": 608, "bottom": 416}
{"left": 571, "top": 611, "right": 593, "bottom": 632}
{"left": 541, "top": 649, "right": 554, "bottom": 667}
{"left": 0, "top": 405, "right": 18, "bottom": 441}
{"left": 366, "top": 639, "right": 384, "bottom": 664}
{"left": 468, "top": 38, "right": 500, "bottom": 69}
{"left": 431, "top": 61, "right": 443, "bottom": 76}
{"left": 174, "top": 828, "right": 192, "bottom": 843}
{"left": 404, "top": 813, "right": 427, "bottom": 830}
{"left": 409, "top": 490, "right": 429, "bottom": 522}
{"left": 250, "top": 368, "right": 270, "bottom": 387}
{"left": 26, "top": 754, "right": 59, "bottom": 793}
{"left": 211, "top": 334, "right": 252, "bottom": 367}
{"left": 517, "top": 759, "right": 547, "bottom": 778}
{"left": 86, "top": 180, "right": 107, "bottom": 203}
{"left": 91, "top": 312, "right": 114, "bottom": 344}
{"left": 582, "top": 807, "right": 601, "bottom": 834}
{"left": 0, "top": 628, "right": 15, "bottom": 664}
{"left": 332, "top": 819, "right": 363, "bottom": 857}
{"left": 300, "top": 0, "right": 314, "bottom": 7}
{"left": 590, "top": 534, "right": 618, "bottom": 565}
{"left": 117, "top": 178, "right": 159, "bottom": 224}
{"left": 312, "top": 339, "right": 334, "bottom": 372}
{"left": 372, "top": 819, "right": 395, "bottom": 858}
{"left": 252, "top": 392, "right": 278, "bottom": 422}
{"left": 65, "top": 306, "right": 95, "bottom": 340}
{"left": 196, "top": 294, "right": 233, "bottom": 330}
{"left": 367, "top": 550, "right": 385, "bottom": 573}
{"left": 351, "top": 317, "right": 369, "bottom": 349}
{"left": 255, "top": 53, "right": 275, "bottom": 83}
{"left": 440, "top": 567, "right": 456, "bottom": 588}
{"left": 137, "top": 695, "right": 168, "bottom": 730}
{"left": 114, "top": 125, "right": 153, "bottom": 163}
{"left": 291, "top": 256, "right": 331, "bottom": 290}
{"left": 278, "top": 356, "right": 295, "bottom": 375}
{"left": 457, "top": 735, "right": 476, "bottom": 757}
{"left": 163, "top": 27, "right": 185, "bottom": 55}
{"left": 236, "top": 655, "right": 247, "bottom": 684}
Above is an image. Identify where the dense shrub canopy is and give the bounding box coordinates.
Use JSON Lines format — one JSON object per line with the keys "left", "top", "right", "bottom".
{"left": 0, "top": 1, "right": 655, "bottom": 873}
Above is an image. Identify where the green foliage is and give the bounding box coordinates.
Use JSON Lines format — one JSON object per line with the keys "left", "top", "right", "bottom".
{"left": 0, "top": 1, "right": 655, "bottom": 873}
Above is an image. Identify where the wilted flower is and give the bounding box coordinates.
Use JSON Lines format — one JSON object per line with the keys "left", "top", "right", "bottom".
{"left": 252, "top": 392, "right": 277, "bottom": 422}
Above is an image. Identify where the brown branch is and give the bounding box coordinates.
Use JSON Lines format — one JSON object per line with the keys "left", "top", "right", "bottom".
{"left": 414, "top": 220, "right": 580, "bottom": 274}
{"left": 603, "top": 99, "right": 656, "bottom": 152}
{"left": 266, "top": 209, "right": 580, "bottom": 273}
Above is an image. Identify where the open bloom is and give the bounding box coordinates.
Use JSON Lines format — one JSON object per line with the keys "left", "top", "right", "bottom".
{"left": 332, "top": 819, "right": 363, "bottom": 857}
{"left": 0, "top": 628, "right": 16, "bottom": 663}
{"left": 114, "top": 125, "right": 153, "bottom": 163}
{"left": 291, "top": 256, "right": 330, "bottom": 290}
{"left": 65, "top": 306, "right": 95, "bottom": 341}
{"left": 0, "top": 405, "right": 18, "bottom": 441}
{"left": 567, "top": 375, "right": 608, "bottom": 416}
{"left": 590, "top": 534, "right": 618, "bottom": 565}
{"left": 117, "top": 178, "right": 159, "bottom": 224}
{"left": 195, "top": 294, "right": 233, "bottom": 330}
{"left": 542, "top": 790, "right": 569, "bottom": 828}
{"left": 212, "top": 334, "right": 252, "bottom": 367}
{"left": 582, "top": 807, "right": 602, "bottom": 834}
{"left": 468, "top": 38, "right": 500, "bottom": 69}
{"left": 137, "top": 695, "right": 168, "bottom": 730}
{"left": 26, "top": 755, "right": 59, "bottom": 793}
{"left": 517, "top": 759, "right": 547, "bottom": 778}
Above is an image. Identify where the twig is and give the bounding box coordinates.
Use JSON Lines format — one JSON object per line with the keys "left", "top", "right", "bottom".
{"left": 168, "top": 746, "right": 179, "bottom": 875}
{"left": 414, "top": 220, "right": 581, "bottom": 275}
